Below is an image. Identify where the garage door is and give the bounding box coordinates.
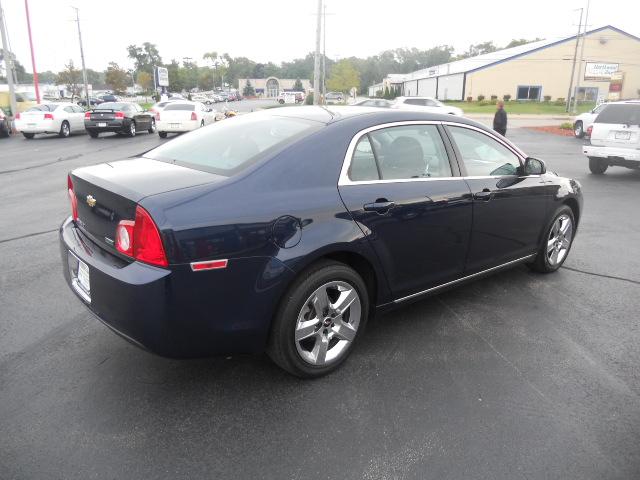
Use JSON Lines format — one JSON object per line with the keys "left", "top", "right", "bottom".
{"left": 417, "top": 78, "right": 437, "bottom": 97}
{"left": 437, "top": 74, "right": 464, "bottom": 101}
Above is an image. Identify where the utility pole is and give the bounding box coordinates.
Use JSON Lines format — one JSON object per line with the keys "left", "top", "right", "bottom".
{"left": 0, "top": 0, "right": 18, "bottom": 118}
{"left": 24, "top": 0, "right": 40, "bottom": 103}
{"left": 322, "top": 4, "right": 326, "bottom": 104}
{"left": 313, "top": 0, "right": 322, "bottom": 105}
{"left": 72, "top": 7, "right": 90, "bottom": 107}
{"left": 566, "top": 8, "right": 583, "bottom": 112}
{"left": 572, "top": 0, "right": 590, "bottom": 114}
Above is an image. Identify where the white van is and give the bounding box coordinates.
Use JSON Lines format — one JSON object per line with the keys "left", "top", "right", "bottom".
{"left": 583, "top": 101, "right": 640, "bottom": 174}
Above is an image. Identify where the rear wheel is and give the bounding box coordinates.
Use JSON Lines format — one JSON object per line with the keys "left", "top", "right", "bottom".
{"left": 528, "top": 206, "right": 575, "bottom": 273}
{"left": 267, "top": 260, "right": 369, "bottom": 378}
{"left": 200, "top": 120, "right": 205, "bottom": 127}
{"left": 22, "top": 132, "right": 35, "bottom": 139}
{"left": 88, "top": 130, "right": 99, "bottom": 138}
{"left": 128, "top": 121, "right": 136, "bottom": 137}
{"left": 158, "top": 131, "right": 168, "bottom": 138}
{"left": 59, "top": 121, "right": 70, "bottom": 138}
{"left": 148, "top": 118, "right": 156, "bottom": 134}
{"left": 574, "top": 121, "right": 584, "bottom": 138}
{"left": 589, "top": 157, "right": 608, "bottom": 174}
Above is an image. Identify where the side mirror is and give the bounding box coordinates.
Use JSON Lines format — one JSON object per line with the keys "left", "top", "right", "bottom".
{"left": 523, "top": 157, "right": 546, "bottom": 175}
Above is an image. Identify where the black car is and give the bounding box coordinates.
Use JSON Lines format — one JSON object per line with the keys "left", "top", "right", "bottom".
{"left": 84, "top": 102, "right": 156, "bottom": 138}
{"left": 98, "top": 94, "right": 119, "bottom": 103}
{"left": 0, "top": 108, "right": 10, "bottom": 137}
{"left": 77, "top": 97, "right": 103, "bottom": 107}
{"left": 61, "top": 107, "right": 583, "bottom": 377}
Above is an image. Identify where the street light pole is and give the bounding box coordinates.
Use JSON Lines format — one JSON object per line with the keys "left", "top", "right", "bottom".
{"left": 72, "top": 7, "right": 90, "bottom": 107}
{"left": 0, "top": 0, "right": 18, "bottom": 118}
{"left": 313, "top": 0, "right": 322, "bottom": 105}
{"left": 572, "top": 0, "right": 590, "bottom": 114}
{"left": 24, "top": 0, "right": 40, "bottom": 103}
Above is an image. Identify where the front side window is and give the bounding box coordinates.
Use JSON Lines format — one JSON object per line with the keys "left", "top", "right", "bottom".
{"left": 448, "top": 126, "right": 521, "bottom": 176}
{"left": 405, "top": 99, "right": 425, "bottom": 106}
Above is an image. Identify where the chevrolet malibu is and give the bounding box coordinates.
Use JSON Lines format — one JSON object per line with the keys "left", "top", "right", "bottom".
{"left": 61, "top": 107, "right": 583, "bottom": 377}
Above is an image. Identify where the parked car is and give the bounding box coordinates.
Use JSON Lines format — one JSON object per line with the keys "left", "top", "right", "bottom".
{"left": 392, "top": 96, "right": 464, "bottom": 116}
{"left": 149, "top": 100, "right": 178, "bottom": 115}
{"left": 156, "top": 101, "right": 216, "bottom": 138}
{"left": 573, "top": 103, "right": 608, "bottom": 138}
{"left": 77, "top": 97, "right": 104, "bottom": 107}
{"left": 325, "top": 91, "right": 344, "bottom": 103}
{"left": 352, "top": 99, "right": 393, "bottom": 108}
{"left": 0, "top": 107, "right": 11, "bottom": 137}
{"left": 84, "top": 102, "right": 156, "bottom": 138}
{"left": 583, "top": 101, "right": 640, "bottom": 174}
{"left": 278, "top": 91, "right": 300, "bottom": 104}
{"left": 61, "top": 106, "right": 582, "bottom": 377}
{"left": 14, "top": 103, "right": 86, "bottom": 139}
{"left": 98, "top": 94, "right": 119, "bottom": 103}
{"left": 0, "top": 91, "right": 37, "bottom": 113}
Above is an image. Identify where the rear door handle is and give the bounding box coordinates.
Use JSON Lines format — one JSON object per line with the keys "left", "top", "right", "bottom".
{"left": 473, "top": 189, "right": 493, "bottom": 201}
{"left": 363, "top": 200, "right": 395, "bottom": 214}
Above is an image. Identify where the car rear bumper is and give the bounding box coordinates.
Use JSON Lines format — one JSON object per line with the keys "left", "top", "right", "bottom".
{"left": 84, "top": 119, "right": 128, "bottom": 132}
{"left": 59, "top": 217, "right": 294, "bottom": 358}
{"left": 15, "top": 119, "right": 56, "bottom": 133}
{"left": 583, "top": 145, "right": 640, "bottom": 165}
{"left": 157, "top": 120, "right": 199, "bottom": 132}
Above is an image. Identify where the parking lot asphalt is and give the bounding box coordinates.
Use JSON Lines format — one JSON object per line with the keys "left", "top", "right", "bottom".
{"left": 1, "top": 121, "right": 640, "bottom": 479}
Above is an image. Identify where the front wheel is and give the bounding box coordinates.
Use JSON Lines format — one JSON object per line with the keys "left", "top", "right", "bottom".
{"left": 148, "top": 118, "right": 156, "bottom": 134}
{"left": 528, "top": 206, "right": 575, "bottom": 273}
{"left": 59, "top": 121, "right": 70, "bottom": 138}
{"left": 574, "top": 121, "right": 584, "bottom": 138}
{"left": 589, "top": 157, "right": 608, "bottom": 174}
{"left": 267, "top": 261, "right": 369, "bottom": 378}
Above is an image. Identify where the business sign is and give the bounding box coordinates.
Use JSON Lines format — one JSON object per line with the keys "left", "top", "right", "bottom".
{"left": 155, "top": 66, "right": 169, "bottom": 87}
{"left": 584, "top": 62, "right": 619, "bottom": 81}
{"left": 608, "top": 72, "right": 625, "bottom": 101}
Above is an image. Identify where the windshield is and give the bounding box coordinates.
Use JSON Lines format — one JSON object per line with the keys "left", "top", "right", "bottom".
{"left": 595, "top": 104, "right": 640, "bottom": 125}
{"left": 144, "top": 113, "right": 321, "bottom": 176}
{"left": 164, "top": 103, "right": 196, "bottom": 111}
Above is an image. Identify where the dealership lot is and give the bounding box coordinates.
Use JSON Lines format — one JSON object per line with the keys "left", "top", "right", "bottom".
{"left": 1, "top": 123, "right": 640, "bottom": 479}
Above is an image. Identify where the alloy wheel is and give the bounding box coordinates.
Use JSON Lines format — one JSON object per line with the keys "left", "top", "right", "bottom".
{"left": 547, "top": 214, "right": 573, "bottom": 266}
{"left": 295, "top": 281, "right": 361, "bottom": 366}
{"left": 130, "top": 121, "right": 136, "bottom": 136}
{"left": 61, "top": 122, "right": 70, "bottom": 137}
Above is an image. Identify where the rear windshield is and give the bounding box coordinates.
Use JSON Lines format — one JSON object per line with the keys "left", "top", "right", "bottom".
{"left": 595, "top": 104, "right": 640, "bottom": 125}
{"left": 164, "top": 103, "right": 195, "bottom": 111}
{"left": 27, "top": 104, "right": 57, "bottom": 112}
{"left": 96, "top": 102, "right": 128, "bottom": 111}
{"left": 144, "top": 113, "right": 322, "bottom": 176}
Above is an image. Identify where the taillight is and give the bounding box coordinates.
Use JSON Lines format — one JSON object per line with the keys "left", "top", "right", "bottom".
{"left": 15, "top": 112, "right": 21, "bottom": 120}
{"left": 44, "top": 113, "right": 54, "bottom": 120}
{"left": 190, "top": 112, "right": 197, "bottom": 121}
{"left": 115, "top": 206, "right": 168, "bottom": 267}
{"left": 67, "top": 174, "right": 78, "bottom": 221}
{"left": 115, "top": 111, "right": 125, "bottom": 119}
{"left": 586, "top": 126, "right": 593, "bottom": 137}
{"left": 84, "top": 111, "right": 91, "bottom": 119}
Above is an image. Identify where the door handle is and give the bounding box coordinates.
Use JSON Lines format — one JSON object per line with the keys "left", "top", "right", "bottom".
{"left": 473, "top": 188, "right": 493, "bottom": 201}
{"left": 363, "top": 199, "right": 395, "bottom": 214}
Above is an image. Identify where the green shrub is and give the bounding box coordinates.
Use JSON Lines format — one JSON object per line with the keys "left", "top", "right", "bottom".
{"left": 559, "top": 122, "right": 573, "bottom": 130}
{"left": 543, "top": 95, "right": 552, "bottom": 102}
{"left": 478, "top": 100, "right": 492, "bottom": 106}
{"left": 503, "top": 94, "right": 511, "bottom": 102}
{"left": 554, "top": 98, "right": 566, "bottom": 106}
{"left": 477, "top": 95, "right": 485, "bottom": 102}
{"left": 466, "top": 96, "right": 473, "bottom": 102}
{"left": 490, "top": 95, "right": 497, "bottom": 101}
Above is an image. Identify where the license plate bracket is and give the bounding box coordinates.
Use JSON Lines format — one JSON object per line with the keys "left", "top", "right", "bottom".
{"left": 97, "top": 122, "right": 107, "bottom": 127}
{"left": 68, "top": 252, "right": 91, "bottom": 303}
{"left": 615, "top": 131, "right": 631, "bottom": 140}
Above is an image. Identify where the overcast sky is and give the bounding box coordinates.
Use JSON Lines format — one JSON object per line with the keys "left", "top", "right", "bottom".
{"left": 2, "top": 0, "right": 639, "bottom": 73}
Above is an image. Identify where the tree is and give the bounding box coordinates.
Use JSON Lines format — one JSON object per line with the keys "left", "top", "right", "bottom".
{"left": 137, "top": 71, "right": 153, "bottom": 92}
{"left": 243, "top": 79, "right": 255, "bottom": 96}
{"left": 505, "top": 38, "right": 542, "bottom": 49}
{"left": 127, "top": 42, "right": 162, "bottom": 76}
{"left": 105, "top": 62, "right": 129, "bottom": 94}
{"left": 56, "top": 60, "right": 82, "bottom": 100}
{"left": 326, "top": 59, "right": 360, "bottom": 93}
{"left": 293, "top": 78, "right": 303, "bottom": 91}
{"left": 457, "top": 41, "right": 498, "bottom": 59}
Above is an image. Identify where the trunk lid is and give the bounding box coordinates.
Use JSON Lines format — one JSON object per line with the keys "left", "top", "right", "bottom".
{"left": 70, "top": 158, "right": 225, "bottom": 253}
{"left": 89, "top": 109, "right": 118, "bottom": 121}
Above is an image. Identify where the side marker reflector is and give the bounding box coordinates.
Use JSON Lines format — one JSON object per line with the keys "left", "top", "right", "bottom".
{"left": 191, "top": 259, "right": 228, "bottom": 271}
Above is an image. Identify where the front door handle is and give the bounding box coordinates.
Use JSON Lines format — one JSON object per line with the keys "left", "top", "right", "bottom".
{"left": 363, "top": 199, "right": 395, "bottom": 214}
{"left": 473, "top": 189, "right": 493, "bottom": 201}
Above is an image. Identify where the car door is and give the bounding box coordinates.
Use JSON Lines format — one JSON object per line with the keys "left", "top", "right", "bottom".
{"left": 130, "top": 104, "right": 149, "bottom": 129}
{"left": 444, "top": 123, "right": 548, "bottom": 274}
{"left": 338, "top": 122, "right": 473, "bottom": 300}
{"left": 72, "top": 105, "right": 87, "bottom": 131}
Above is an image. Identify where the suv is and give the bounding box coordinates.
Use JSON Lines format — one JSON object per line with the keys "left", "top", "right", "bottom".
{"left": 583, "top": 101, "right": 640, "bottom": 174}
{"left": 392, "top": 96, "right": 463, "bottom": 116}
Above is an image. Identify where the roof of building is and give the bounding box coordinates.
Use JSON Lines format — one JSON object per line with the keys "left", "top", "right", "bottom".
{"left": 398, "top": 25, "right": 639, "bottom": 82}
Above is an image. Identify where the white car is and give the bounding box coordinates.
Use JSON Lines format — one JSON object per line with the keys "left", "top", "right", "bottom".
{"left": 156, "top": 101, "right": 216, "bottom": 138}
{"left": 392, "top": 96, "right": 464, "bottom": 116}
{"left": 14, "top": 102, "right": 86, "bottom": 139}
{"left": 583, "top": 101, "right": 640, "bottom": 174}
{"left": 573, "top": 103, "right": 608, "bottom": 138}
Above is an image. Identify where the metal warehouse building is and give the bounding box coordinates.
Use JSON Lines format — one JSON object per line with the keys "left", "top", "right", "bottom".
{"left": 372, "top": 26, "right": 640, "bottom": 102}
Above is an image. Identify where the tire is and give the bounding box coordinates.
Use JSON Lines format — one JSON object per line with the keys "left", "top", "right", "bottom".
{"left": 588, "top": 157, "right": 608, "bottom": 174}
{"left": 267, "top": 260, "right": 369, "bottom": 378}
{"left": 128, "top": 120, "right": 136, "bottom": 137}
{"left": 147, "top": 119, "right": 156, "bottom": 134}
{"left": 574, "top": 121, "right": 584, "bottom": 138}
{"left": 88, "top": 130, "right": 99, "bottom": 138}
{"left": 279, "top": 99, "right": 285, "bottom": 104}
{"left": 0, "top": 122, "right": 9, "bottom": 138}
{"left": 22, "top": 132, "right": 35, "bottom": 139}
{"left": 158, "top": 131, "right": 168, "bottom": 138}
{"left": 528, "top": 206, "right": 575, "bottom": 273}
{"left": 200, "top": 120, "right": 205, "bottom": 127}
{"left": 59, "top": 121, "right": 70, "bottom": 138}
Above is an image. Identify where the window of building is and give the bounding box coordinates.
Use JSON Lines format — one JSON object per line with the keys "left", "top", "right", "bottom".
{"left": 516, "top": 85, "right": 542, "bottom": 101}
{"left": 574, "top": 87, "right": 599, "bottom": 102}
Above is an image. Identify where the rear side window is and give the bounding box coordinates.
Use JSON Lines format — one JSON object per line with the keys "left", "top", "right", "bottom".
{"left": 595, "top": 104, "right": 640, "bottom": 125}
{"left": 145, "top": 114, "right": 321, "bottom": 176}
{"left": 404, "top": 99, "right": 425, "bottom": 106}
{"left": 349, "top": 136, "right": 379, "bottom": 181}
{"left": 164, "top": 103, "right": 196, "bottom": 111}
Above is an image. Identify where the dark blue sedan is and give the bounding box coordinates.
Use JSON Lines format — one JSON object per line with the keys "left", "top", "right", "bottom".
{"left": 60, "top": 106, "right": 583, "bottom": 377}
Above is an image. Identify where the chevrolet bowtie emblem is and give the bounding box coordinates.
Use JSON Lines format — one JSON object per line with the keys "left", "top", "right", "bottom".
{"left": 86, "top": 195, "right": 97, "bottom": 207}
